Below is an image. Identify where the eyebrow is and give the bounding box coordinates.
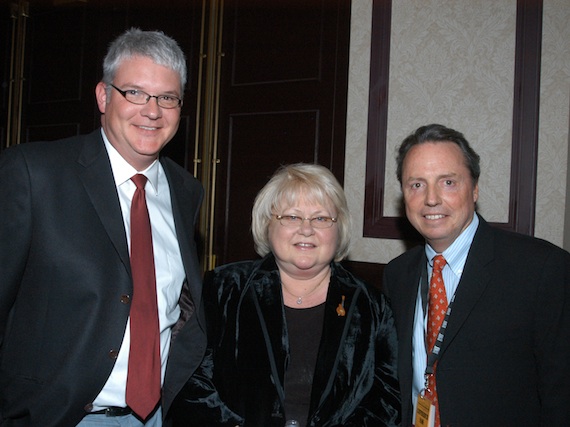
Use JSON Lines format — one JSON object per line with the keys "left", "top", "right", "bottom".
{"left": 281, "top": 209, "right": 333, "bottom": 216}
{"left": 404, "top": 172, "right": 459, "bottom": 183}
{"left": 116, "top": 83, "right": 180, "bottom": 96}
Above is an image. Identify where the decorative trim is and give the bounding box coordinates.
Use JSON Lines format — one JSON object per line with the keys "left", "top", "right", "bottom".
{"left": 363, "top": 0, "right": 542, "bottom": 239}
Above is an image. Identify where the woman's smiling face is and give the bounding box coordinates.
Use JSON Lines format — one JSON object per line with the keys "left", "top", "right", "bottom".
{"left": 269, "top": 195, "right": 339, "bottom": 280}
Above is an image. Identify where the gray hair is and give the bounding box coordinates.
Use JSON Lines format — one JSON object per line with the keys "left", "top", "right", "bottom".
{"left": 252, "top": 163, "right": 352, "bottom": 261}
{"left": 102, "top": 28, "right": 187, "bottom": 93}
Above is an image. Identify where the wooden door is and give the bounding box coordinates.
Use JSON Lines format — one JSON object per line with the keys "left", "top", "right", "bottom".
{"left": 208, "top": 0, "right": 351, "bottom": 267}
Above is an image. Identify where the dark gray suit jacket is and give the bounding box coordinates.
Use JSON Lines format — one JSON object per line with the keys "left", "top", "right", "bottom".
{"left": 383, "top": 215, "right": 570, "bottom": 427}
{"left": 0, "top": 130, "right": 207, "bottom": 426}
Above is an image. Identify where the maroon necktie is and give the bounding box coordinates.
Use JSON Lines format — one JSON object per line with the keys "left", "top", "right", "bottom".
{"left": 126, "top": 174, "right": 161, "bottom": 420}
{"left": 426, "top": 254, "right": 447, "bottom": 427}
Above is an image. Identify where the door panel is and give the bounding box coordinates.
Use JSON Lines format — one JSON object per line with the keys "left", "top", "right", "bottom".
{"left": 211, "top": 0, "right": 351, "bottom": 265}
{"left": 219, "top": 110, "right": 319, "bottom": 262}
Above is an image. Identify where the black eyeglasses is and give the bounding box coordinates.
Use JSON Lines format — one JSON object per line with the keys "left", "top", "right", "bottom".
{"left": 109, "top": 84, "right": 182, "bottom": 109}
{"left": 274, "top": 215, "right": 337, "bottom": 229}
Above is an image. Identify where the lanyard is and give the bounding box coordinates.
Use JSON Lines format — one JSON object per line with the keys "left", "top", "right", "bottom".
{"left": 420, "top": 261, "right": 456, "bottom": 383}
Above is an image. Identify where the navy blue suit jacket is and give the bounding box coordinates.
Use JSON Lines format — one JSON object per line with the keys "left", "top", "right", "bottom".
{"left": 0, "top": 130, "right": 207, "bottom": 426}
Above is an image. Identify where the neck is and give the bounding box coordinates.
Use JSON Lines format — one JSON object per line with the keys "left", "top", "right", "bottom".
{"left": 280, "top": 268, "right": 331, "bottom": 307}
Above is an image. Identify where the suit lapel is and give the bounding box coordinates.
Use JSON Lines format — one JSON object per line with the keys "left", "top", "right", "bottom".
{"left": 247, "top": 260, "right": 288, "bottom": 405}
{"left": 391, "top": 248, "right": 424, "bottom": 401}
{"left": 402, "top": 250, "right": 425, "bottom": 346}
{"left": 245, "top": 263, "right": 360, "bottom": 413}
{"left": 311, "top": 274, "right": 359, "bottom": 408}
{"left": 76, "top": 131, "right": 130, "bottom": 273}
{"left": 440, "top": 218, "right": 495, "bottom": 354}
{"left": 161, "top": 158, "right": 203, "bottom": 311}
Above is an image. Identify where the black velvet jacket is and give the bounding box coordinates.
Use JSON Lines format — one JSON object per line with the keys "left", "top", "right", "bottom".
{"left": 173, "top": 255, "right": 401, "bottom": 426}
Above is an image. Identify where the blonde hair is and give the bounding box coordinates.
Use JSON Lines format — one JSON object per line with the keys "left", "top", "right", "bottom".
{"left": 251, "top": 163, "right": 351, "bottom": 261}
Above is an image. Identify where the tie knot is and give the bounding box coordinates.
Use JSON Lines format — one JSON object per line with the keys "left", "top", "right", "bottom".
{"left": 131, "top": 174, "right": 148, "bottom": 190}
{"left": 433, "top": 254, "right": 447, "bottom": 272}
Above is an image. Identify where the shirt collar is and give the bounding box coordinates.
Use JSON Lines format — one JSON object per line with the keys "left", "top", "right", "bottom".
{"left": 101, "top": 129, "right": 160, "bottom": 194}
{"left": 425, "top": 213, "right": 479, "bottom": 276}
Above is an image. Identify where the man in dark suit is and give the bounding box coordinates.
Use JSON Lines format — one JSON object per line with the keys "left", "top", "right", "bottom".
{"left": 383, "top": 124, "right": 570, "bottom": 427}
{"left": 0, "top": 28, "right": 206, "bottom": 426}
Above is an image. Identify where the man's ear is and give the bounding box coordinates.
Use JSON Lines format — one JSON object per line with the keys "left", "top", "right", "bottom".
{"left": 95, "top": 82, "right": 108, "bottom": 114}
{"left": 473, "top": 182, "right": 479, "bottom": 204}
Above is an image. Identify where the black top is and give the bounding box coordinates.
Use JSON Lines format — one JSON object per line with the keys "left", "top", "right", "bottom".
{"left": 283, "top": 303, "right": 326, "bottom": 427}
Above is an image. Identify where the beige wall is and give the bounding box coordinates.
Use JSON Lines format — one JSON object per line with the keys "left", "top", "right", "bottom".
{"left": 345, "top": 0, "right": 570, "bottom": 263}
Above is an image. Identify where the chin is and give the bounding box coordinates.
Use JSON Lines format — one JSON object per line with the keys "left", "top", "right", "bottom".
{"left": 291, "top": 260, "right": 320, "bottom": 272}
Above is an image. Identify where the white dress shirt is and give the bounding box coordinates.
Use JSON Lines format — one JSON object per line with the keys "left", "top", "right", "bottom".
{"left": 92, "top": 130, "right": 185, "bottom": 410}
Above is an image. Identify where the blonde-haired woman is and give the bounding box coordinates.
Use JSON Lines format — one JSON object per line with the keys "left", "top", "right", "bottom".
{"left": 174, "top": 163, "right": 401, "bottom": 427}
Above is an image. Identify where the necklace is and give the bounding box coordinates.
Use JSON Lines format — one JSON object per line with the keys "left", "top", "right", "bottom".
{"left": 282, "top": 274, "right": 329, "bottom": 306}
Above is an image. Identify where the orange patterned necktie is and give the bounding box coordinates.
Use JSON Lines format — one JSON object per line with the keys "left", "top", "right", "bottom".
{"left": 426, "top": 254, "right": 448, "bottom": 427}
{"left": 126, "top": 174, "right": 161, "bottom": 420}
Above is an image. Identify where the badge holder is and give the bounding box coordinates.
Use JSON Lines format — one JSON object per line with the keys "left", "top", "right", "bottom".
{"left": 414, "top": 378, "right": 435, "bottom": 427}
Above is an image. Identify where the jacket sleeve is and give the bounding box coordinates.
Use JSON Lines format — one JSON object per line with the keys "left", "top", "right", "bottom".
{"left": 342, "top": 291, "right": 402, "bottom": 427}
{"left": 174, "top": 347, "right": 244, "bottom": 427}
{"left": 535, "top": 246, "right": 570, "bottom": 425}
{"left": 0, "top": 147, "right": 31, "bottom": 350}
{"left": 172, "top": 270, "right": 245, "bottom": 427}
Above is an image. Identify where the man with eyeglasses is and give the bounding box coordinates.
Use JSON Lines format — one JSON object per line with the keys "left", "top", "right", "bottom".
{"left": 0, "top": 28, "right": 205, "bottom": 427}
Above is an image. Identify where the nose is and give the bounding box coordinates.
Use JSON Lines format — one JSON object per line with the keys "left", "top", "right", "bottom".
{"left": 297, "top": 218, "right": 316, "bottom": 235}
{"left": 425, "top": 184, "right": 441, "bottom": 207}
{"left": 140, "top": 97, "right": 162, "bottom": 119}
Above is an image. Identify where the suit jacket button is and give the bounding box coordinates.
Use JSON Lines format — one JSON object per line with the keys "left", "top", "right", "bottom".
{"left": 84, "top": 403, "right": 94, "bottom": 412}
{"left": 120, "top": 294, "right": 131, "bottom": 304}
{"left": 108, "top": 349, "right": 119, "bottom": 359}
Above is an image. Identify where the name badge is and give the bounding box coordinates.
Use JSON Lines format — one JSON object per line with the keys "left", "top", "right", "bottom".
{"left": 414, "top": 393, "right": 435, "bottom": 427}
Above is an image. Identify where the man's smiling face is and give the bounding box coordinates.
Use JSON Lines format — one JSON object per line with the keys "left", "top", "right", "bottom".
{"left": 96, "top": 55, "right": 182, "bottom": 171}
{"left": 401, "top": 141, "right": 479, "bottom": 253}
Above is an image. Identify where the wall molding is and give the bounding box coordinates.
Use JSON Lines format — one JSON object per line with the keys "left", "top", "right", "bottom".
{"left": 363, "top": 0, "right": 543, "bottom": 240}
